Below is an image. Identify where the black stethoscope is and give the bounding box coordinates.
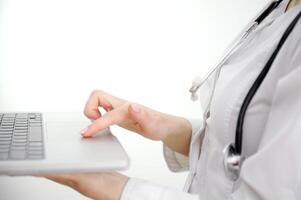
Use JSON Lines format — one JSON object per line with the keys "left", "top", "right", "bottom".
{"left": 189, "top": 0, "right": 301, "bottom": 181}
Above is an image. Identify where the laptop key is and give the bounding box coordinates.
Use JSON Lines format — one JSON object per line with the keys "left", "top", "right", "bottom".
{"left": 14, "top": 127, "right": 27, "bottom": 130}
{"left": 14, "top": 133, "right": 27, "bottom": 136}
{"left": 29, "top": 114, "right": 36, "bottom": 119}
{"left": 0, "top": 138, "right": 12, "bottom": 142}
{"left": 15, "top": 121, "right": 28, "bottom": 123}
{"left": 15, "top": 126, "right": 28, "bottom": 129}
{"left": 0, "top": 135, "right": 12, "bottom": 138}
{"left": 0, "top": 145, "right": 10, "bottom": 149}
{"left": 1, "top": 120, "right": 14, "bottom": 123}
{"left": 14, "top": 129, "right": 27, "bottom": 132}
{"left": 29, "top": 142, "right": 43, "bottom": 147}
{"left": 0, "top": 137, "right": 12, "bottom": 141}
{"left": 11, "top": 146, "right": 26, "bottom": 151}
{"left": 29, "top": 147, "right": 43, "bottom": 151}
{"left": 0, "top": 141, "right": 11, "bottom": 145}
{"left": 29, "top": 124, "right": 42, "bottom": 127}
{"left": 10, "top": 151, "right": 26, "bottom": 159}
{"left": 4, "top": 113, "right": 16, "bottom": 117}
{"left": 13, "top": 139, "right": 27, "bottom": 143}
{"left": 0, "top": 129, "right": 13, "bottom": 132}
{"left": 0, "top": 126, "right": 14, "bottom": 129}
{"left": 11, "top": 142, "right": 26, "bottom": 147}
{"left": 16, "top": 113, "right": 28, "bottom": 118}
{"left": 0, "top": 148, "right": 9, "bottom": 153}
{"left": 13, "top": 135, "right": 27, "bottom": 140}
{"left": 29, "top": 127, "right": 42, "bottom": 142}
{"left": 1, "top": 123, "right": 14, "bottom": 126}
{"left": 2, "top": 117, "right": 14, "bottom": 120}
{"left": 0, "top": 134, "right": 12, "bottom": 138}
{"left": 15, "top": 127, "right": 28, "bottom": 130}
{"left": 12, "top": 138, "right": 27, "bottom": 143}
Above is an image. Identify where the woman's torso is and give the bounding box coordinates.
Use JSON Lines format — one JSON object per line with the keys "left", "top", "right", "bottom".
{"left": 188, "top": 1, "right": 301, "bottom": 199}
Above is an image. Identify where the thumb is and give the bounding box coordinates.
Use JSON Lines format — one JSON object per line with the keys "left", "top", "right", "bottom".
{"left": 128, "top": 103, "right": 149, "bottom": 127}
{"left": 128, "top": 103, "right": 166, "bottom": 141}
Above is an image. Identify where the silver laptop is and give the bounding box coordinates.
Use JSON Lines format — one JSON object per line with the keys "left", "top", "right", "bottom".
{"left": 0, "top": 112, "right": 129, "bottom": 175}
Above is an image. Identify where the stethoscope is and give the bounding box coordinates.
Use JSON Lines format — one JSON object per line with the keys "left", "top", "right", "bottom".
{"left": 189, "top": 0, "right": 301, "bottom": 181}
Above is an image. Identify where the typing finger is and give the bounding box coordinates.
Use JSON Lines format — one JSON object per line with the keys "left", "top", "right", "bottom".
{"left": 81, "top": 103, "right": 129, "bottom": 137}
{"left": 84, "top": 90, "right": 112, "bottom": 120}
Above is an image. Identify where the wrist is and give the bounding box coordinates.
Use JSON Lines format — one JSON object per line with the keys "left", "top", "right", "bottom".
{"left": 161, "top": 115, "right": 192, "bottom": 156}
{"left": 161, "top": 115, "right": 191, "bottom": 141}
{"left": 70, "top": 172, "right": 129, "bottom": 200}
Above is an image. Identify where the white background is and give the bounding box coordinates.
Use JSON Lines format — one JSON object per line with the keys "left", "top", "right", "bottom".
{"left": 0, "top": 0, "right": 268, "bottom": 199}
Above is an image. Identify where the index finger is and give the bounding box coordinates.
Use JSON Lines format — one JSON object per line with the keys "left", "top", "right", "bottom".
{"left": 84, "top": 90, "right": 113, "bottom": 120}
{"left": 81, "top": 103, "right": 129, "bottom": 137}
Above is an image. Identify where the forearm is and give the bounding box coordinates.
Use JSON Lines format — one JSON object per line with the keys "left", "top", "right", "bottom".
{"left": 43, "top": 172, "right": 129, "bottom": 200}
{"left": 161, "top": 115, "right": 193, "bottom": 156}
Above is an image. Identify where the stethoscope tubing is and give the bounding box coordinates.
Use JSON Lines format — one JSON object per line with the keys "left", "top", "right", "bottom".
{"left": 235, "top": 8, "right": 301, "bottom": 155}
{"left": 255, "top": 0, "right": 283, "bottom": 24}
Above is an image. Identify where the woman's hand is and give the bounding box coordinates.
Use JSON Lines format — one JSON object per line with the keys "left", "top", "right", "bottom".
{"left": 80, "top": 90, "right": 192, "bottom": 149}
{"left": 42, "top": 172, "right": 128, "bottom": 200}
{"left": 39, "top": 90, "right": 193, "bottom": 199}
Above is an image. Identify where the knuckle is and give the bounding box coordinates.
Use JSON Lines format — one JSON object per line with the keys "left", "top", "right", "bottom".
{"left": 83, "top": 109, "right": 90, "bottom": 116}
{"left": 91, "top": 89, "right": 102, "bottom": 97}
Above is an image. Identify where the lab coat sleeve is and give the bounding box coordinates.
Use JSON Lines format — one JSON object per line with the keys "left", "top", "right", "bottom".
{"left": 228, "top": 63, "right": 301, "bottom": 199}
{"left": 163, "top": 118, "right": 203, "bottom": 172}
{"left": 120, "top": 178, "right": 199, "bottom": 200}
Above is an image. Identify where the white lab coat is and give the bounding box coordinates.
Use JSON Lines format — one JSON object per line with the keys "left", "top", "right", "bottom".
{"left": 121, "top": 1, "right": 301, "bottom": 199}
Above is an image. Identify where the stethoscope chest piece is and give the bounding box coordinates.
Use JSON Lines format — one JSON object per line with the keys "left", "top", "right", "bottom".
{"left": 223, "top": 143, "right": 245, "bottom": 181}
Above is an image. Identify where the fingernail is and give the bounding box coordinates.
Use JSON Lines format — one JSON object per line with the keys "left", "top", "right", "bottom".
{"left": 80, "top": 127, "right": 88, "bottom": 136}
{"left": 131, "top": 103, "right": 141, "bottom": 113}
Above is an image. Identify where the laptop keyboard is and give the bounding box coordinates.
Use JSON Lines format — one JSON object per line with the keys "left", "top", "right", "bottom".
{"left": 0, "top": 113, "right": 44, "bottom": 160}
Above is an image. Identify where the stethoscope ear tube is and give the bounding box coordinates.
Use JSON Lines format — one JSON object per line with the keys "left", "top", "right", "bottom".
{"left": 255, "top": 0, "right": 283, "bottom": 24}
{"left": 224, "top": 10, "right": 301, "bottom": 181}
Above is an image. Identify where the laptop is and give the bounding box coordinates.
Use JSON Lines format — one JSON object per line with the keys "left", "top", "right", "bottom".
{"left": 0, "top": 112, "right": 129, "bottom": 175}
